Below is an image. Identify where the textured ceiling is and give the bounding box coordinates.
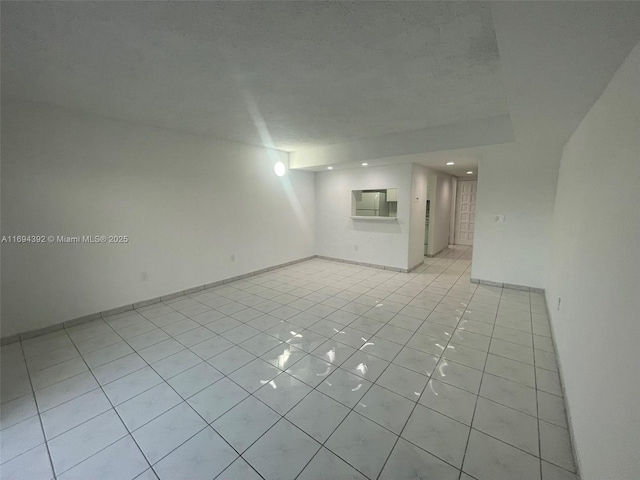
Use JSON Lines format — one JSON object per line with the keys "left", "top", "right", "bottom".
{"left": 292, "top": 1, "right": 640, "bottom": 173}
{"left": 1, "top": 1, "right": 509, "bottom": 151}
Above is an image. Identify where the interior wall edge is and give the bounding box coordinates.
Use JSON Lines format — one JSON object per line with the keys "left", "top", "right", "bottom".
{"left": 544, "top": 290, "right": 584, "bottom": 480}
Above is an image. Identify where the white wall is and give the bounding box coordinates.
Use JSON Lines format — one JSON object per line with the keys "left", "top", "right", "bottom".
{"left": 315, "top": 164, "right": 412, "bottom": 270}
{"left": 472, "top": 142, "right": 561, "bottom": 288}
{"left": 1, "top": 101, "right": 315, "bottom": 338}
{"left": 408, "top": 164, "right": 428, "bottom": 269}
{"left": 547, "top": 42, "right": 640, "bottom": 480}
{"left": 428, "top": 170, "right": 454, "bottom": 256}
{"left": 449, "top": 176, "right": 458, "bottom": 243}
{"left": 408, "top": 164, "right": 457, "bottom": 267}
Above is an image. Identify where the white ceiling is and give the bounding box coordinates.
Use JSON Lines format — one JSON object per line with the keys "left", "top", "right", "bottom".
{"left": 2, "top": 1, "right": 640, "bottom": 175}
{"left": 1, "top": 1, "right": 509, "bottom": 151}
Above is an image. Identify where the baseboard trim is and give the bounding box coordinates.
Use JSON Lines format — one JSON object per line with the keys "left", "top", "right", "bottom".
{"left": 316, "top": 255, "right": 416, "bottom": 273}
{"left": 470, "top": 277, "right": 545, "bottom": 293}
{"left": 425, "top": 246, "right": 447, "bottom": 258}
{"left": 1, "top": 255, "right": 316, "bottom": 345}
{"left": 544, "top": 294, "right": 582, "bottom": 480}
{"left": 407, "top": 259, "right": 425, "bottom": 273}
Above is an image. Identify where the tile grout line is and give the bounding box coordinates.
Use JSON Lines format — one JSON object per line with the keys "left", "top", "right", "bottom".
{"left": 60, "top": 324, "right": 157, "bottom": 478}
{"left": 76, "top": 304, "right": 279, "bottom": 480}
{"left": 293, "top": 246, "right": 476, "bottom": 479}
{"left": 41, "top": 302, "right": 240, "bottom": 476}
{"left": 14, "top": 247, "right": 485, "bottom": 480}
{"left": 221, "top": 246, "right": 475, "bottom": 478}
{"left": 239, "top": 252, "right": 458, "bottom": 479}
{"left": 209, "top": 251, "right": 432, "bottom": 479}
{"left": 14, "top": 260, "right": 393, "bottom": 421}
{"left": 531, "top": 288, "right": 544, "bottom": 480}
{"left": 457, "top": 283, "right": 572, "bottom": 477}
{"left": 456, "top": 279, "right": 503, "bottom": 480}
{"left": 17, "top": 340, "right": 58, "bottom": 480}
{"left": 17, "top": 251, "right": 462, "bottom": 450}
{"left": 373, "top": 259, "right": 476, "bottom": 480}
{"left": 83, "top": 311, "right": 266, "bottom": 480}
{"left": 73, "top": 256, "right": 405, "bottom": 478}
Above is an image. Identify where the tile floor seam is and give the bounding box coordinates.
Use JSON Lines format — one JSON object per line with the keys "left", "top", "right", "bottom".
{"left": 4, "top": 247, "right": 575, "bottom": 480}
{"left": 531, "top": 290, "right": 544, "bottom": 480}
{"left": 68, "top": 317, "right": 231, "bottom": 477}
{"left": 88, "top": 321, "right": 244, "bottom": 460}
{"left": 372, "top": 259, "right": 474, "bottom": 479}
{"left": 69, "top": 309, "right": 274, "bottom": 479}
{"left": 17, "top": 340, "right": 58, "bottom": 480}
{"left": 288, "top": 248, "right": 477, "bottom": 479}
{"left": 235, "top": 319, "right": 407, "bottom": 478}
{"left": 457, "top": 275, "right": 502, "bottom": 480}
{"left": 58, "top": 322, "right": 155, "bottom": 478}
{"left": 98, "top": 287, "right": 354, "bottom": 476}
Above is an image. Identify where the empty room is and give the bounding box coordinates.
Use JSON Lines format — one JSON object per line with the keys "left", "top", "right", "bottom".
{"left": 1, "top": 2, "right": 639, "bottom": 480}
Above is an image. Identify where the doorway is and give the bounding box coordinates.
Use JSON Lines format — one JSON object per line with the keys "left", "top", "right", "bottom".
{"left": 455, "top": 180, "right": 477, "bottom": 246}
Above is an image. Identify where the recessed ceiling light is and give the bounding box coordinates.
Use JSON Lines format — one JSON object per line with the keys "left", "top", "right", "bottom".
{"left": 327, "top": 166, "right": 333, "bottom": 170}
{"left": 467, "top": 171, "right": 474, "bottom": 174}
{"left": 446, "top": 162, "right": 455, "bottom": 166}
{"left": 362, "top": 163, "right": 368, "bottom": 166}
{"left": 274, "top": 162, "right": 286, "bottom": 177}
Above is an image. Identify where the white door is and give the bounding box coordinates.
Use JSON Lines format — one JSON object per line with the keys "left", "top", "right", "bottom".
{"left": 455, "top": 181, "right": 477, "bottom": 246}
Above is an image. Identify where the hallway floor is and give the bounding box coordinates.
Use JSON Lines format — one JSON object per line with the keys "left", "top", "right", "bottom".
{"left": 1, "top": 246, "right": 577, "bottom": 480}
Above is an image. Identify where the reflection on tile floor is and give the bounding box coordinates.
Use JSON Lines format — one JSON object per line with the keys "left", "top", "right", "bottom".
{"left": 0, "top": 246, "right": 577, "bottom": 480}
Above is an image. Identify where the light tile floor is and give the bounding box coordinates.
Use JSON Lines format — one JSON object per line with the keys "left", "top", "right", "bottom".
{"left": 0, "top": 246, "right": 578, "bottom": 480}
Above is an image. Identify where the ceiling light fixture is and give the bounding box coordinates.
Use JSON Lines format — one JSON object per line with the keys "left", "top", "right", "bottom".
{"left": 446, "top": 162, "right": 455, "bottom": 166}
{"left": 467, "top": 171, "right": 474, "bottom": 175}
{"left": 274, "top": 162, "right": 286, "bottom": 177}
{"left": 362, "top": 163, "right": 368, "bottom": 166}
{"left": 327, "top": 166, "right": 334, "bottom": 170}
